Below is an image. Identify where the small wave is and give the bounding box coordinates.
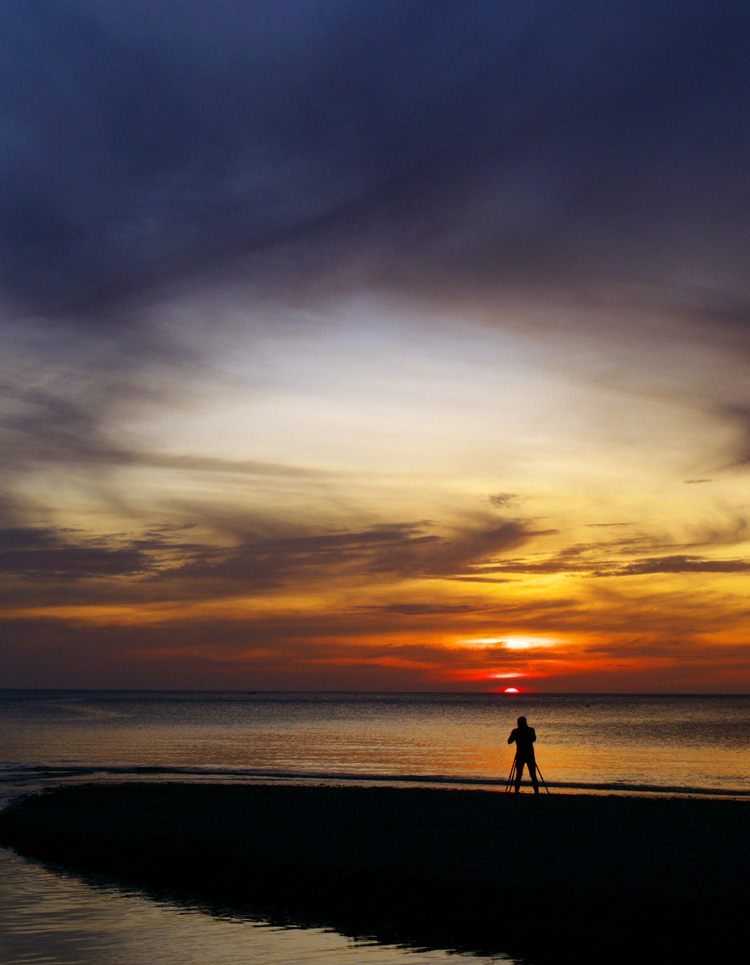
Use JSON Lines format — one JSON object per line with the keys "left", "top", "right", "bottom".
{"left": 1, "top": 763, "right": 748, "bottom": 799}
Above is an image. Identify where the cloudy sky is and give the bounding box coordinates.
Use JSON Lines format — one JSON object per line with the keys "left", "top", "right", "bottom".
{"left": 1, "top": 0, "right": 749, "bottom": 691}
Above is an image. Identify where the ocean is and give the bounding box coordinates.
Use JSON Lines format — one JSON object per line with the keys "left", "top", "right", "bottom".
{"left": 1, "top": 691, "right": 748, "bottom": 964}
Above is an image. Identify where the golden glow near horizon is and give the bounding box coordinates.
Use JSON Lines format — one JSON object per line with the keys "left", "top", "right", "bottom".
{"left": 458, "top": 636, "right": 561, "bottom": 650}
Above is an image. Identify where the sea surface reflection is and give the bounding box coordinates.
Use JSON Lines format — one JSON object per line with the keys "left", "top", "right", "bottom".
{"left": 2, "top": 692, "right": 748, "bottom": 799}
{"left": 0, "top": 849, "right": 514, "bottom": 965}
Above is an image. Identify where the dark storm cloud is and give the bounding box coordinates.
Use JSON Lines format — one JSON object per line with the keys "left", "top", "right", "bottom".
{"left": 2, "top": 0, "right": 750, "bottom": 321}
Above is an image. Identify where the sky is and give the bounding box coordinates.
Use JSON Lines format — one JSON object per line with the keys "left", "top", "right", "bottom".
{"left": 1, "top": 0, "right": 749, "bottom": 692}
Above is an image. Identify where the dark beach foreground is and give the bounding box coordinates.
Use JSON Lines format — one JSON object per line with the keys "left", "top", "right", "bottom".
{"left": 0, "top": 784, "right": 748, "bottom": 965}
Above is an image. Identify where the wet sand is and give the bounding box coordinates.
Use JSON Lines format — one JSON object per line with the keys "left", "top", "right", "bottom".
{"left": 0, "top": 783, "right": 747, "bottom": 964}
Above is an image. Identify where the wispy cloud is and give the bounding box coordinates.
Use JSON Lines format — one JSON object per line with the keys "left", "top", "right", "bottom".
{"left": 160, "top": 516, "right": 535, "bottom": 587}
{"left": 611, "top": 555, "right": 750, "bottom": 575}
{"left": 720, "top": 405, "right": 750, "bottom": 469}
{"left": 0, "top": 526, "right": 150, "bottom": 579}
{"left": 1, "top": 1, "right": 749, "bottom": 322}
{"left": 1, "top": 2, "right": 749, "bottom": 689}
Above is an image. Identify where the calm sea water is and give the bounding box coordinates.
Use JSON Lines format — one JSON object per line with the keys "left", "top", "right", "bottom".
{"left": 1, "top": 691, "right": 748, "bottom": 965}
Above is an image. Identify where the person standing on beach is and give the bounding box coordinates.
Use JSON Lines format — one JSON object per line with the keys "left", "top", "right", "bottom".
{"left": 508, "top": 716, "right": 539, "bottom": 794}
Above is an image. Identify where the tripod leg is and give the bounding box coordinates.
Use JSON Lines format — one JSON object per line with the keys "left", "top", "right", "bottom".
{"left": 513, "top": 757, "right": 524, "bottom": 793}
{"left": 535, "top": 762, "right": 551, "bottom": 794}
{"left": 505, "top": 756, "right": 517, "bottom": 792}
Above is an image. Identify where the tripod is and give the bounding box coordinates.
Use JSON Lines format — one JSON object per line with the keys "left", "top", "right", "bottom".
{"left": 504, "top": 754, "right": 550, "bottom": 794}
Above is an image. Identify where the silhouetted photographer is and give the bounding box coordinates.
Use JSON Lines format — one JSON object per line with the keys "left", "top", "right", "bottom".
{"left": 507, "top": 716, "right": 539, "bottom": 794}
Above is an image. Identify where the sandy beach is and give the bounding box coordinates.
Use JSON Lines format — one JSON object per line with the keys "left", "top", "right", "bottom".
{"left": 0, "top": 783, "right": 747, "bottom": 964}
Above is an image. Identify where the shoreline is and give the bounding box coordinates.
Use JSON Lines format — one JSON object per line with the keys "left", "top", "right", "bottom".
{"left": 1, "top": 783, "right": 748, "bottom": 964}
{"left": 3, "top": 763, "right": 748, "bottom": 802}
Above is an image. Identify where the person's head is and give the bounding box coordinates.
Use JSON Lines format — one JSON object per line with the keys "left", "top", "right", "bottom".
{"left": 517, "top": 716, "right": 527, "bottom": 727}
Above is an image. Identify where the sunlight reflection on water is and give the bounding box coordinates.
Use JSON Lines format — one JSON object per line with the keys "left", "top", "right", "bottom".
{"left": 0, "top": 850, "right": 514, "bottom": 965}
{"left": 2, "top": 692, "right": 748, "bottom": 797}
